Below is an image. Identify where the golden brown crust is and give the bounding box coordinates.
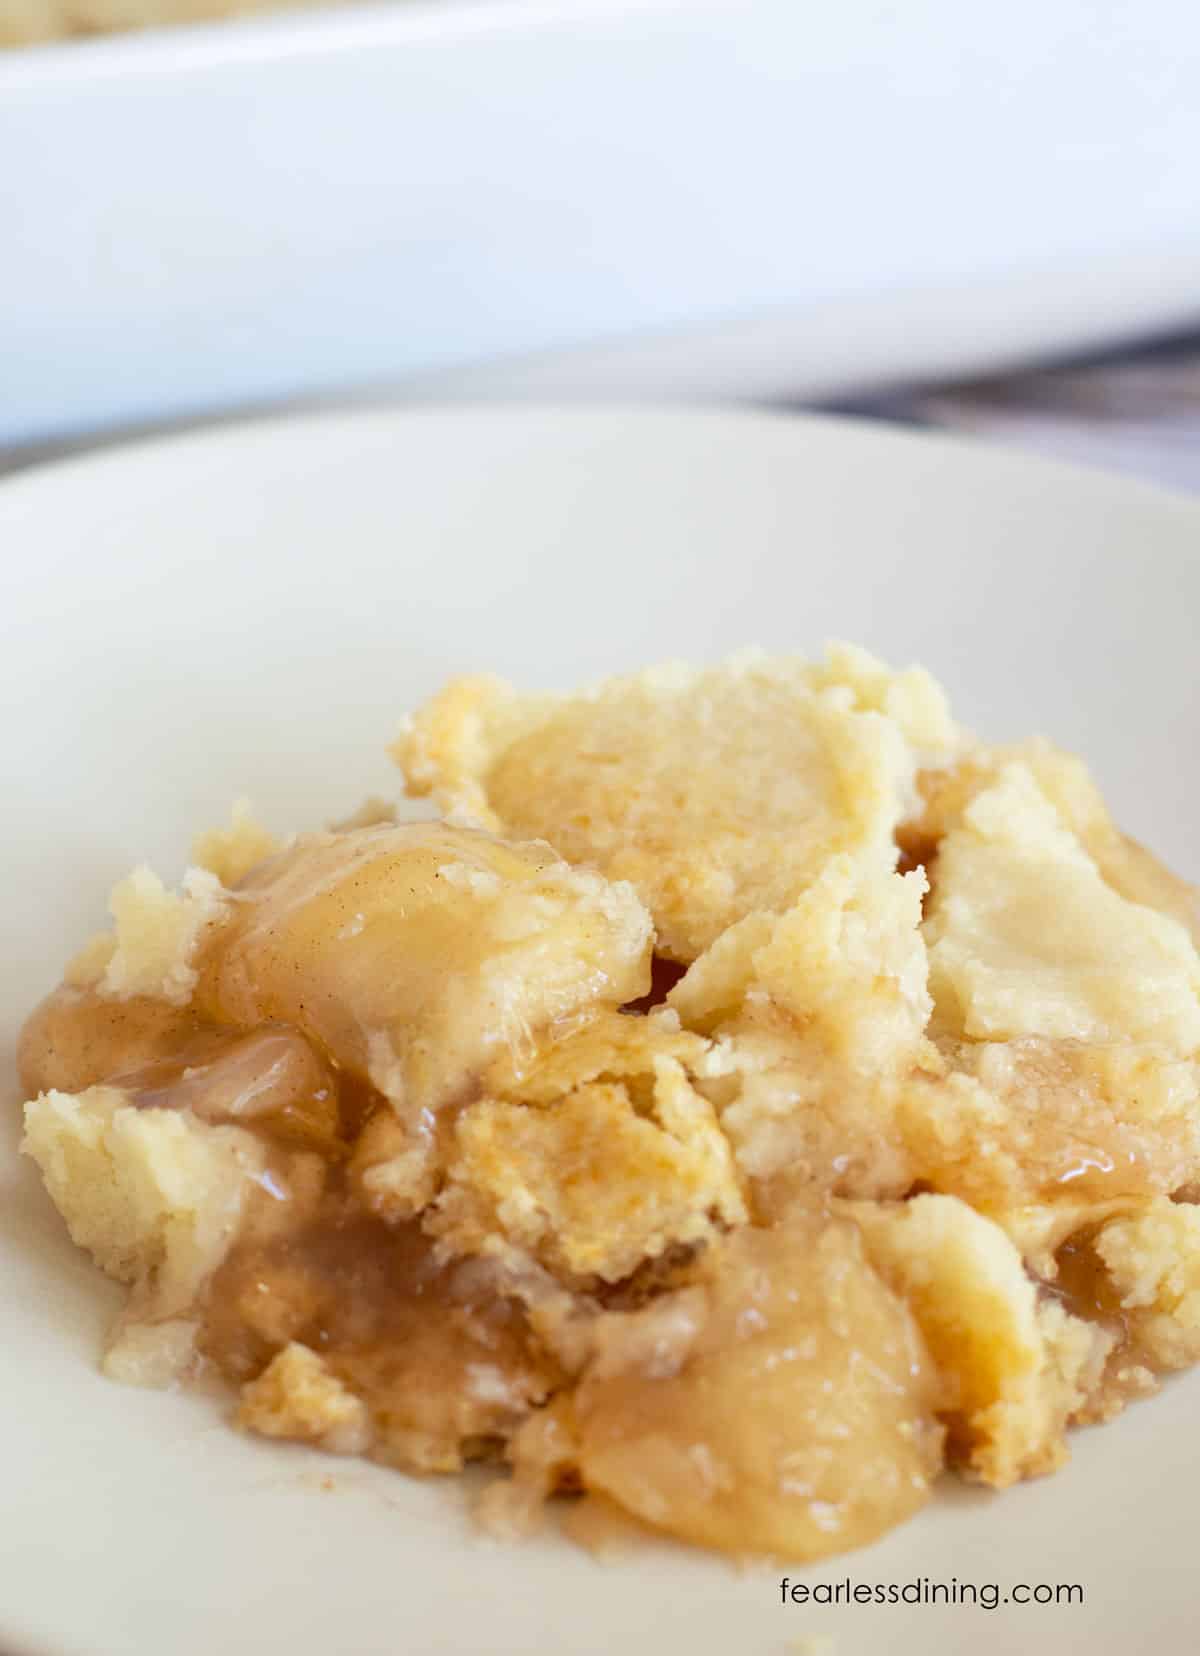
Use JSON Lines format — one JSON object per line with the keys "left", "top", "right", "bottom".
{"left": 428, "top": 1012, "right": 746, "bottom": 1283}
{"left": 396, "top": 651, "right": 932, "bottom": 962}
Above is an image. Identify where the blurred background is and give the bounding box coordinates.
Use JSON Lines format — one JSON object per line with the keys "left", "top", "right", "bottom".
{"left": 3, "top": 0, "right": 1199, "bottom": 485}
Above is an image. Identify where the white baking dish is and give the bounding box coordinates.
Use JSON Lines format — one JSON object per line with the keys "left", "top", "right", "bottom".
{"left": 3, "top": 0, "right": 1200, "bottom": 446}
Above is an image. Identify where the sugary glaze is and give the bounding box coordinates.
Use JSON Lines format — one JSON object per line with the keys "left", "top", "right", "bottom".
{"left": 18, "top": 645, "right": 1200, "bottom": 1564}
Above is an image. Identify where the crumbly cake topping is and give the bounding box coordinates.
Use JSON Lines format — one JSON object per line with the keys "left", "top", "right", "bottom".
{"left": 396, "top": 649, "right": 926, "bottom": 962}
{"left": 67, "top": 864, "right": 229, "bottom": 1006}
{"left": 192, "top": 798, "right": 281, "bottom": 889}
{"left": 429, "top": 1013, "right": 746, "bottom": 1283}
{"left": 925, "top": 764, "right": 1200, "bottom": 1051}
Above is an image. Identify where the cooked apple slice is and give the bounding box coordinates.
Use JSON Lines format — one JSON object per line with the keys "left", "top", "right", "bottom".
{"left": 199, "top": 822, "right": 652, "bottom": 1105}
{"left": 574, "top": 1213, "right": 942, "bottom": 1560}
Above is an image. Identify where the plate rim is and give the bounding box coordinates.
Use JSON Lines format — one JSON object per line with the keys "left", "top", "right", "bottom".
{"left": 3, "top": 400, "right": 1199, "bottom": 520}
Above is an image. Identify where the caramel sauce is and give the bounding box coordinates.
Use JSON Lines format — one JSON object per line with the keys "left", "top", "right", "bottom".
{"left": 1052, "top": 1230, "right": 1130, "bottom": 1336}
{"left": 20, "top": 980, "right": 564, "bottom": 1475}
{"left": 621, "top": 955, "right": 686, "bottom": 1014}
{"left": 110, "top": 1025, "right": 345, "bottom": 1157}
{"left": 1047, "top": 1228, "right": 1160, "bottom": 1417}
{"left": 203, "top": 1186, "right": 561, "bottom": 1472}
{"left": 20, "top": 979, "right": 383, "bottom": 1161}
{"left": 334, "top": 1072, "right": 386, "bottom": 1143}
{"left": 20, "top": 979, "right": 558, "bottom": 1465}
{"left": 895, "top": 825, "right": 938, "bottom": 881}
{"left": 17, "top": 985, "right": 205, "bottom": 1098}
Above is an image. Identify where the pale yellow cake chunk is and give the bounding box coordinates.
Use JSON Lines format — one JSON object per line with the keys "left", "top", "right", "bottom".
{"left": 396, "top": 651, "right": 923, "bottom": 961}
{"left": 429, "top": 1012, "right": 745, "bottom": 1282}
{"left": 1093, "top": 1199, "right": 1200, "bottom": 1370}
{"left": 807, "top": 640, "right": 960, "bottom": 756}
{"left": 925, "top": 765, "right": 1200, "bottom": 1052}
{"left": 904, "top": 738, "right": 1110, "bottom": 861}
{"left": 671, "top": 854, "right": 931, "bottom": 1067}
{"left": 895, "top": 1037, "right": 1200, "bottom": 1211}
{"left": 239, "top": 1343, "right": 372, "bottom": 1455}
{"left": 481, "top": 1006, "right": 710, "bottom": 1104}
{"left": 904, "top": 738, "right": 1200, "bottom": 946}
{"left": 101, "top": 1319, "right": 202, "bottom": 1387}
{"left": 192, "top": 799, "right": 281, "bottom": 888}
{"left": 668, "top": 858, "right": 931, "bottom": 1204}
{"left": 22, "top": 1085, "right": 266, "bottom": 1326}
{"left": 696, "top": 1028, "right": 917, "bottom": 1209}
{"left": 849, "top": 1193, "right": 1109, "bottom": 1485}
{"left": 66, "top": 864, "right": 228, "bottom": 1005}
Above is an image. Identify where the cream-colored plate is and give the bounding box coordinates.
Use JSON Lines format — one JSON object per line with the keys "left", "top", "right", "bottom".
{"left": 2, "top": 408, "right": 1198, "bottom": 1656}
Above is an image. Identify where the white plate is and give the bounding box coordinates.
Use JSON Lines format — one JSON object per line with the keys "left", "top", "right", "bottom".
{"left": 4, "top": 0, "right": 1200, "bottom": 446}
{"left": 2, "top": 407, "right": 1198, "bottom": 1656}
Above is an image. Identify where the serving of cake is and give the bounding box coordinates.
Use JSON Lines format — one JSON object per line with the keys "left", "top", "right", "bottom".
{"left": 17, "top": 644, "right": 1200, "bottom": 1563}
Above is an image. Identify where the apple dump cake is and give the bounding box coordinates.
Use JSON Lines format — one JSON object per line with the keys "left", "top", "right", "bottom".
{"left": 18, "top": 646, "right": 1200, "bottom": 1562}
